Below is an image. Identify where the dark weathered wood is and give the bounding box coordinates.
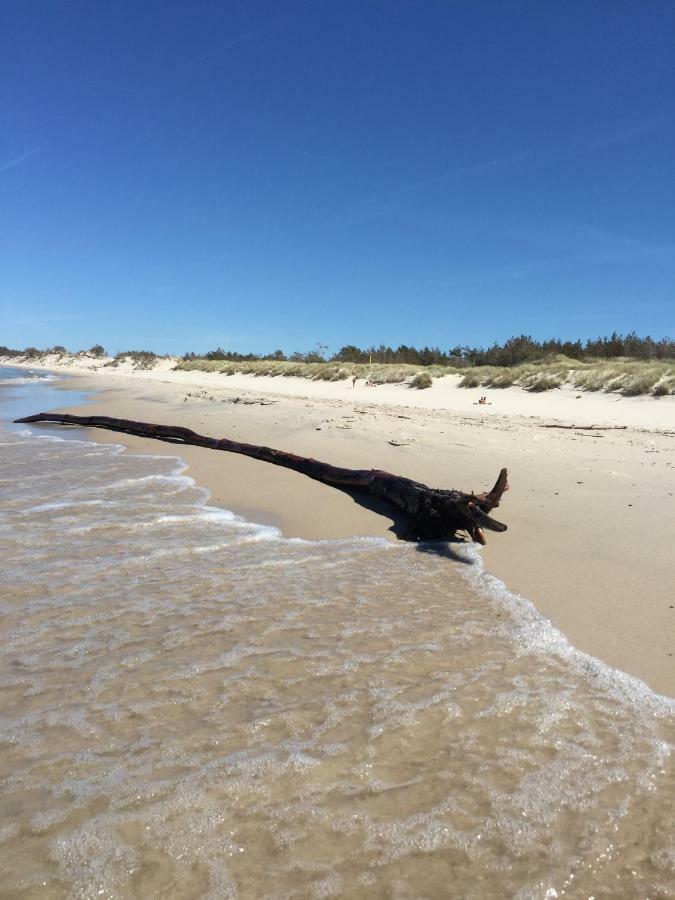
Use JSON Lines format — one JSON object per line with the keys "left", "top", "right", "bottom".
{"left": 541, "top": 424, "right": 627, "bottom": 431}
{"left": 15, "top": 412, "right": 509, "bottom": 544}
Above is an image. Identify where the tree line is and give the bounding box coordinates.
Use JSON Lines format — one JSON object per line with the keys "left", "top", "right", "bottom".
{"left": 3, "top": 332, "right": 673, "bottom": 368}
{"left": 184, "top": 332, "right": 675, "bottom": 368}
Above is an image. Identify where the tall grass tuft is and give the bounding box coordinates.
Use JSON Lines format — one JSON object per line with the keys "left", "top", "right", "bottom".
{"left": 410, "top": 372, "right": 433, "bottom": 389}
{"left": 115, "top": 351, "right": 160, "bottom": 370}
{"left": 458, "top": 371, "right": 484, "bottom": 388}
{"left": 525, "top": 374, "right": 564, "bottom": 392}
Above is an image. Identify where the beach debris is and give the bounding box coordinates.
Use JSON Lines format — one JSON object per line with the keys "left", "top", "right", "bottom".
{"left": 15, "top": 412, "right": 510, "bottom": 544}
{"left": 182, "top": 393, "right": 279, "bottom": 406}
{"left": 540, "top": 424, "right": 628, "bottom": 430}
{"left": 228, "top": 396, "right": 277, "bottom": 406}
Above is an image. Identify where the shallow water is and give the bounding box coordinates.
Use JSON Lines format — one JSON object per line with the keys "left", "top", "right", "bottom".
{"left": 1, "top": 372, "right": 674, "bottom": 898}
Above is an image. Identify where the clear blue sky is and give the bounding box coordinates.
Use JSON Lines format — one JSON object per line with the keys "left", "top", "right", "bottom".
{"left": 2, "top": 1, "right": 674, "bottom": 355}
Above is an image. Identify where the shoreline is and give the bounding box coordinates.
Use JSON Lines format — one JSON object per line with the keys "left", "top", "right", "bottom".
{"left": 7, "top": 358, "right": 675, "bottom": 696}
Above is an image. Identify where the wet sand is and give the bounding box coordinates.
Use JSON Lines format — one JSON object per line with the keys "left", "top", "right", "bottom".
{"left": 9, "top": 358, "right": 675, "bottom": 696}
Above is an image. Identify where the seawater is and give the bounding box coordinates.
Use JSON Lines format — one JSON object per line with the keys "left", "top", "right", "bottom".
{"left": 0, "top": 370, "right": 673, "bottom": 899}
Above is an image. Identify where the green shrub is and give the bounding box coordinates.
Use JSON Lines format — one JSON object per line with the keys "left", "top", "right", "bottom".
{"left": 485, "top": 371, "right": 517, "bottom": 388}
{"left": 410, "top": 371, "right": 433, "bottom": 389}
{"left": 525, "top": 375, "right": 562, "bottom": 392}
{"left": 621, "top": 375, "right": 658, "bottom": 396}
{"left": 459, "top": 372, "right": 483, "bottom": 388}
{"left": 115, "top": 350, "right": 158, "bottom": 370}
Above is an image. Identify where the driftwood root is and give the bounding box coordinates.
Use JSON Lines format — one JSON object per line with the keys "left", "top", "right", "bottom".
{"left": 15, "top": 412, "right": 510, "bottom": 544}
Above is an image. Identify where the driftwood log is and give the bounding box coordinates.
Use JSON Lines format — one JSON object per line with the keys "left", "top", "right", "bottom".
{"left": 541, "top": 423, "right": 627, "bottom": 431}
{"left": 15, "top": 412, "right": 509, "bottom": 544}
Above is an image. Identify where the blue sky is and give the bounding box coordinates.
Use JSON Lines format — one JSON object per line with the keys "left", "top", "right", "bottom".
{"left": 2, "top": 1, "right": 673, "bottom": 355}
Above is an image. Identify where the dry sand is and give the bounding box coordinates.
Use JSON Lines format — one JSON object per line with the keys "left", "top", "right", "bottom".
{"left": 7, "top": 355, "right": 675, "bottom": 696}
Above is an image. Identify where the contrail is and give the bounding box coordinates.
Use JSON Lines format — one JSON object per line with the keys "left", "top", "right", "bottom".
{"left": 390, "top": 151, "right": 530, "bottom": 198}
{"left": 583, "top": 116, "right": 671, "bottom": 152}
{"left": 0, "top": 146, "right": 41, "bottom": 175}
{"left": 189, "top": 26, "right": 273, "bottom": 63}
{"left": 188, "top": 0, "right": 312, "bottom": 65}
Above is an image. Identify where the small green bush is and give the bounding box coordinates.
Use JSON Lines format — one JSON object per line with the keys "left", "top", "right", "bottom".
{"left": 459, "top": 372, "right": 482, "bottom": 388}
{"left": 485, "top": 371, "right": 516, "bottom": 388}
{"left": 410, "top": 371, "right": 433, "bottom": 389}
{"left": 652, "top": 382, "right": 670, "bottom": 396}
{"left": 620, "top": 374, "right": 660, "bottom": 396}
{"left": 115, "top": 350, "right": 158, "bottom": 370}
{"left": 525, "top": 375, "right": 562, "bottom": 392}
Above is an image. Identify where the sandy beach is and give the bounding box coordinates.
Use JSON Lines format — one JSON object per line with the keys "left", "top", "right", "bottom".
{"left": 8, "top": 355, "right": 675, "bottom": 697}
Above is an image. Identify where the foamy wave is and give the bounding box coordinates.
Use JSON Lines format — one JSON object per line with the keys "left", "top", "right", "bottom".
{"left": 105, "top": 473, "right": 195, "bottom": 490}
{"left": 11, "top": 428, "right": 126, "bottom": 452}
{"left": 460, "top": 542, "right": 675, "bottom": 712}
{"left": 25, "top": 499, "right": 107, "bottom": 513}
{"left": 0, "top": 372, "right": 56, "bottom": 385}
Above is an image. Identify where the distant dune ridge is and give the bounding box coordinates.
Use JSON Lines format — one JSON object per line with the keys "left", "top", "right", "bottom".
{"left": 2, "top": 342, "right": 675, "bottom": 396}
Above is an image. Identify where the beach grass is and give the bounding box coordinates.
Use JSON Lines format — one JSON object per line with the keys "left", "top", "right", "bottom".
{"left": 176, "top": 356, "right": 675, "bottom": 395}
{"left": 410, "top": 371, "right": 433, "bottom": 389}
{"left": 176, "top": 358, "right": 437, "bottom": 384}
{"left": 3, "top": 349, "right": 673, "bottom": 396}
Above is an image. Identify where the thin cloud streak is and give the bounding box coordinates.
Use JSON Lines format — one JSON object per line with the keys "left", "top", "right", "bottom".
{"left": 0, "top": 147, "right": 41, "bottom": 175}
{"left": 324, "top": 152, "right": 531, "bottom": 228}
{"left": 583, "top": 115, "right": 671, "bottom": 153}
{"left": 450, "top": 152, "right": 531, "bottom": 178}
{"left": 390, "top": 152, "right": 530, "bottom": 198}
{"left": 0, "top": 309, "right": 89, "bottom": 326}
{"left": 189, "top": 26, "right": 273, "bottom": 64}
{"left": 188, "top": 0, "right": 313, "bottom": 66}
{"left": 402, "top": 224, "right": 675, "bottom": 289}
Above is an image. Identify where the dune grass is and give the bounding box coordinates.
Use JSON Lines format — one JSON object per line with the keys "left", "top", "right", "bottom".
{"left": 176, "top": 355, "right": 675, "bottom": 395}
{"left": 1, "top": 348, "right": 165, "bottom": 372}
{"left": 176, "top": 358, "right": 445, "bottom": 385}
{"left": 2, "top": 347, "right": 673, "bottom": 396}
{"left": 410, "top": 371, "right": 433, "bottom": 389}
{"left": 457, "top": 357, "right": 675, "bottom": 396}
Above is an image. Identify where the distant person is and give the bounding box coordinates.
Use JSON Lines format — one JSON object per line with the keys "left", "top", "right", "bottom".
{"left": 352, "top": 376, "right": 358, "bottom": 388}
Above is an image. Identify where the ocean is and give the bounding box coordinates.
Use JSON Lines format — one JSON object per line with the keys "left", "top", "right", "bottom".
{"left": 1, "top": 366, "right": 673, "bottom": 898}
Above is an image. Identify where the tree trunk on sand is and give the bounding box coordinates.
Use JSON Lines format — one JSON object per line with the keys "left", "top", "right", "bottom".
{"left": 15, "top": 412, "right": 509, "bottom": 544}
